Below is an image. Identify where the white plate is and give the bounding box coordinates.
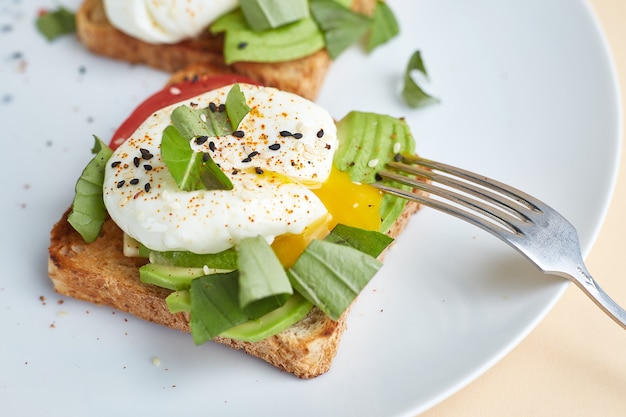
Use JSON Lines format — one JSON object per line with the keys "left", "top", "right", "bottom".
{"left": 1, "top": 0, "right": 620, "bottom": 416}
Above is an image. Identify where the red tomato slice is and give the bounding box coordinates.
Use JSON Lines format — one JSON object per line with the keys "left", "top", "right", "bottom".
{"left": 110, "top": 74, "right": 260, "bottom": 150}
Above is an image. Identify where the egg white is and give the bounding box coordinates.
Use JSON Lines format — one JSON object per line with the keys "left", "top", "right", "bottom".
{"left": 103, "top": 0, "right": 238, "bottom": 44}
{"left": 103, "top": 83, "right": 337, "bottom": 254}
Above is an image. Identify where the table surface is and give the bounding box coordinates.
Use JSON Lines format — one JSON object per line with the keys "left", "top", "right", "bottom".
{"left": 420, "top": 0, "right": 626, "bottom": 415}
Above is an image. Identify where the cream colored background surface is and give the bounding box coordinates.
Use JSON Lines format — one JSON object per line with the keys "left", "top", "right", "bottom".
{"left": 421, "top": 0, "right": 626, "bottom": 415}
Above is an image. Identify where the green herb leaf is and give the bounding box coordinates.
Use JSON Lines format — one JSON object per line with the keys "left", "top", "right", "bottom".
{"left": 239, "top": 0, "right": 309, "bottom": 31}
{"left": 288, "top": 240, "right": 382, "bottom": 320}
{"left": 189, "top": 272, "right": 249, "bottom": 344}
{"left": 225, "top": 83, "right": 251, "bottom": 129}
{"left": 161, "top": 125, "right": 233, "bottom": 191}
{"left": 144, "top": 247, "right": 238, "bottom": 270}
{"left": 211, "top": 10, "right": 324, "bottom": 64}
{"left": 35, "top": 7, "right": 76, "bottom": 41}
{"left": 309, "top": 0, "right": 372, "bottom": 59}
{"left": 237, "top": 236, "right": 292, "bottom": 318}
{"left": 170, "top": 104, "right": 231, "bottom": 140}
{"left": 366, "top": 1, "right": 399, "bottom": 52}
{"left": 402, "top": 50, "right": 440, "bottom": 108}
{"left": 67, "top": 136, "right": 113, "bottom": 242}
{"left": 325, "top": 224, "right": 393, "bottom": 258}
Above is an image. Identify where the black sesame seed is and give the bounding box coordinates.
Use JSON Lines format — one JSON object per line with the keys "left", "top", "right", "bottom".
{"left": 195, "top": 136, "right": 208, "bottom": 145}
{"left": 130, "top": 178, "right": 139, "bottom": 185}
{"left": 209, "top": 102, "right": 217, "bottom": 112}
{"left": 209, "top": 141, "right": 216, "bottom": 152}
{"left": 202, "top": 153, "right": 210, "bottom": 162}
{"left": 218, "top": 104, "right": 225, "bottom": 112}
{"left": 144, "top": 164, "right": 153, "bottom": 171}
{"left": 144, "top": 183, "right": 151, "bottom": 192}
{"left": 394, "top": 153, "right": 402, "bottom": 162}
{"left": 268, "top": 143, "right": 281, "bottom": 151}
{"left": 133, "top": 157, "right": 140, "bottom": 167}
{"left": 116, "top": 180, "right": 125, "bottom": 188}
{"left": 293, "top": 133, "right": 303, "bottom": 139}
{"left": 255, "top": 167, "right": 264, "bottom": 175}
{"left": 279, "top": 130, "right": 292, "bottom": 137}
{"left": 238, "top": 42, "right": 248, "bottom": 49}
{"left": 233, "top": 130, "right": 245, "bottom": 138}
{"left": 248, "top": 151, "right": 259, "bottom": 158}
{"left": 111, "top": 161, "right": 121, "bottom": 168}
{"left": 140, "top": 148, "right": 154, "bottom": 159}
{"left": 375, "top": 173, "right": 383, "bottom": 181}
{"left": 191, "top": 74, "right": 199, "bottom": 83}
{"left": 317, "top": 129, "right": 324, "bottom": 138}
{"left": 241, "top": 157, "right": 252, "bottom": 163}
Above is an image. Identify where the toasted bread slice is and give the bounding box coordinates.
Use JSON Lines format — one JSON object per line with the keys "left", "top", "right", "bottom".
{"left": 76, "top": 0, "right": 377, "bottom": 100}
{"left": 48, "top": 197, "right": 419, "bottom": 378}
{"left": 47, "top": 66, "right": 423, "bottom": 378}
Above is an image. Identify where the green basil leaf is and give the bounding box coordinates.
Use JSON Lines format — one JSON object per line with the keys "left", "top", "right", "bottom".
{"left": 309, "top": 0, "right": 372, "bottom": 59}
{"left": 239, "top": 0, "right": 309, "bottom": 31}
{"left": 161, "top": 125, "right": 233, "bottom": 191}
{"left": 170, "top": 104, "right": 231, "bottom": 140}
{"left": 366, "top": 1, "right": 399, "bottom": 52}
{"left": 237, "top": 236, "right": 292, "bottom": 317}
{"left": 402, "top": 50, "right": 440, "bottom": 108}
{"left": 225, "top": 83, "right": 251, "bottom": 129}
{"left": 325, "top": 224, "right": 393, "bottom": 258}
{"left": 35, "top": 7, "right": 76, "bottom": 41}
{"left": 67, "top": 136, "right": 113, "bottom": 242}
{"left": 288, "top": 240, "right": 382, "bottom": 320}
{"left": 189, "top": 272, "right": 248, "bottom": 345}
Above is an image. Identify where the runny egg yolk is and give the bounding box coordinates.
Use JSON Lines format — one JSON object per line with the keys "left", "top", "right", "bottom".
{"left": 271, "top": 167, "right": 383, "bottom": 267}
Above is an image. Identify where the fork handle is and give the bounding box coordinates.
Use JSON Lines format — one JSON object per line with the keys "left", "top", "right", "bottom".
{"left": 565, "top": 265, "right": 626, "bottom": 330}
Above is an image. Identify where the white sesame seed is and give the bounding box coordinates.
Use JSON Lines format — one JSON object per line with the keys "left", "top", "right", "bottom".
{"left": 200, "top": 113, "right": 207, "bottom": 122}
{"left": 152, "top": 356, "right": 161, "bottom": 367}
{"left": 203, "top": 265, "right": 211, "bottom": 275}
{"left": 393, "top": 142, "right": 402, "bottom": 154}
{"left": 368, "top": 158, "right": 379, "bottom": 168}
{"left": 169, "top": 87, "right": 182, "bottom": 95}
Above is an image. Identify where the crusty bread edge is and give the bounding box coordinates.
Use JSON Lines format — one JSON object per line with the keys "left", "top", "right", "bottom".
{"left": 48, "top": 197, "right": 419, "bottom": 378}
{"left": 75, "top": 0, "right": 378, "bottom": 100}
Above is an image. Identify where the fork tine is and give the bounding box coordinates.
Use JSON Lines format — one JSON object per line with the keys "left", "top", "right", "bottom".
{"left": 401, "top": 155, "right": 542, "bottom": 212}
{"left": 373, "top": 155, "right": 542, "bottom": 236}
{"left": 373, "top": 173, "right": 524, "bottom": 235}
{"left": 374, "top": 155, "right": 626, "bottom": 331}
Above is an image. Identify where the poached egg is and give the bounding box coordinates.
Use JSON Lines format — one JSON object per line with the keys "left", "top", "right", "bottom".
{"left": 104, "top": 84, "right": 338, "bottom": 255}
{"left": 103, "top": 0, "right": 238, "bottom": 44}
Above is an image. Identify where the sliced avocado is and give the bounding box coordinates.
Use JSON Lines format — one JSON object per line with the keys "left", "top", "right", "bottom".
{"left": 219, "top": 293, "right": 313, "bottom": 342}
{"left": 334, "top": 111, "right": 416, "bottom": 232}
{"left": 144, "top": 247, "right": 238, "bottom": 270}
{"left": 139, "top": 264, "right": 222, "bottom": 291}
{"left": 165, "top": 290, "right": 191, "bottom": 313}
{"left": 211, "top": 10, "right": 325, "bottom": 64}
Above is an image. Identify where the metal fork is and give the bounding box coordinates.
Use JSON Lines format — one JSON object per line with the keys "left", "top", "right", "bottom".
{"left": 373, "top": 154, "right": 626, "bottom": 330}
